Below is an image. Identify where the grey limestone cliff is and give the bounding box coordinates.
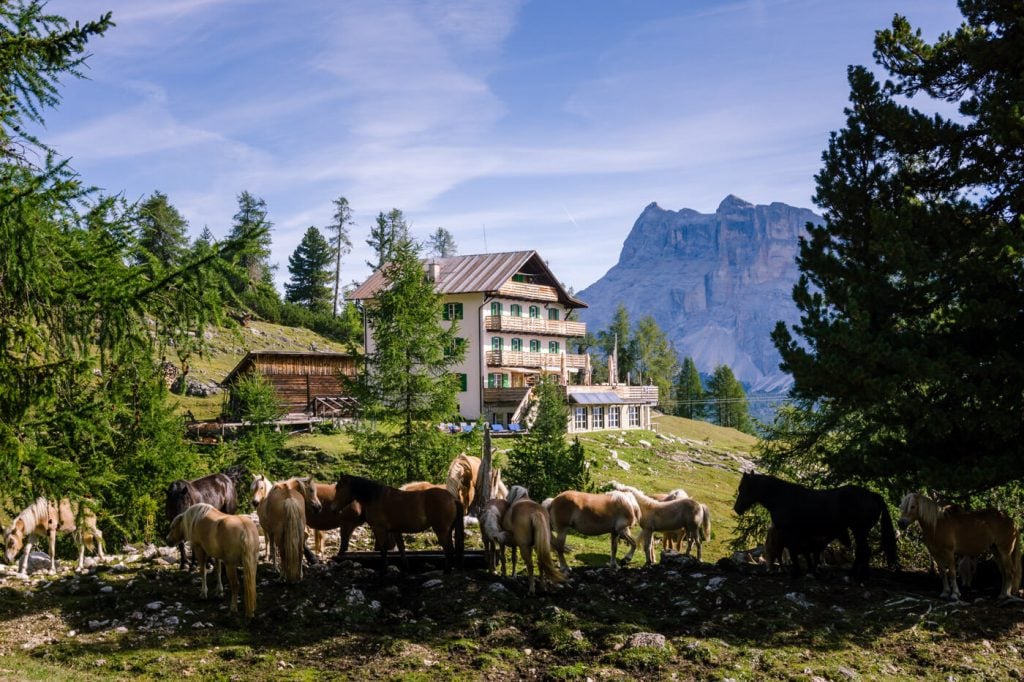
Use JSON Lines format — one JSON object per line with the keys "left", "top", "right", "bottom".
{"left": 577, "top": 195, "right": 822, "bottom": 392}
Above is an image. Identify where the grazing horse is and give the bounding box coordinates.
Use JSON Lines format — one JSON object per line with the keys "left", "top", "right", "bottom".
{"left": 501, "top": 491, "right": 564, "bottom": 595}
{"left": 898, "top": 492, "right": 1021, "bottom": 601}
{"left": 542, "top": 490, "right": 641, "bottom": 571}
{"left": 166, "top": 503, "right": 259, "bottom": 618}
{"left": 166, "top": 472, "right": 238, "bottom": 570}
{"left": 4, "top": 498, "right": 105, "bottom": 573}
{"left": 332, "top": 474, "right": 464, "bottom": 574}
{"left": 733, "top": 472, "right": 898, "bottom": 578}
{"left": 259, "top": 477, "right": 321, "bottom": 583}
{"left": 445, "top": 454, "right": 508, "bottom": 511}
{"left": 611, "top": 482, "right": 711, "bottom": 563}
{"left": 480, "top": 498, "right": 512, "bottom": 575}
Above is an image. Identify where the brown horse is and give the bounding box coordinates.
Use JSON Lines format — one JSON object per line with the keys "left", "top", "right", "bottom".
{"left": 166, "top": 503, "right": 259, "bottom": 618}
{"left": 332, "top": 474, "right": 464, "bottom": 574}
{"left": 542, "top": 490, "right": 641, "bottom": 571}
{"left": 611, "top": 482, "right": 711, "bottom": 563}
{"left": 4, "top": 498, "right": 105, "bottom": 573}
{"left": 501, "top": 492, "right": 564, "bottom": 595}
{"left": 898, "top": 492, "right": 1021, "bottom": 601}
{"left": 252, "top": 473, "right": 347, "bottom": 560}
{"left": 258, "top": 477, "right": 321, "bottom": 582}
{"left": 445, "top": 454, "right": 508, "bottom": 511}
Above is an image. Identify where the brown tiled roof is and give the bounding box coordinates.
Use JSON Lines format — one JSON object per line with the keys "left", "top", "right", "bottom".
{"left": 349, "top": 250, "right": 586, "bottom": 308}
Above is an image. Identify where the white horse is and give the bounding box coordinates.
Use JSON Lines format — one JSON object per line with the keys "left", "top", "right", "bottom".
{"left": 610, "top": 481, "right": 711, "bottom": 563}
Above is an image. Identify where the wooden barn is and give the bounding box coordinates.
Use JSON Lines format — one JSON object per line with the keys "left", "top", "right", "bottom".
{"left": 222, "top": 351, "right": 358, "bottom": 417}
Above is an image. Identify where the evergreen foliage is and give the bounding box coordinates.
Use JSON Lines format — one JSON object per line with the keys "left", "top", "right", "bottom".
{"left": 706, "top": 365, "right": 752, "bottom": 433}
{"left": 506, "top": 376, "right": 592, "bottom": 501}
{"left": 285, "top": 226, "right": 334, "bottom": 312}
{"left": 366, "top": 208, "right": 410, "bottom": 271}
{"left": 135, "top": 191, "right": 189, "bottom": 269}
{"left": 349, "top": 237, "right": 463, "bottom": 484}
{"left": 224, "top": 372, "right": 287, "bottom": 476}
{"left": 426, "top": 227, "right": 457, "bottom": 258}
{"left": 327, "top": 196, "right": 353, "bottom": 316}
{"left": 674, "top": 357, "right": 705, "bottom": 420}
{"left": 630, "top": 315, "right": 677, "bottom": 404}
{"left": 596, "top": 304, "right": 633, "bottom": 382}
{"left": 769, "top": 1, "right": 1024, "bottom": 497}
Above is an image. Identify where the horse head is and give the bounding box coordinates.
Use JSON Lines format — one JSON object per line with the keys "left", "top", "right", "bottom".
{"left": 506, "top": 485, "right": 530, "bottom": 506}
{"left": 3, "top": 519, "right": 25, "bottom": 564}
{"left": 897, "top": 492, "right": 923, "bottom": 530}
{"left": 733, "top": 471, "right": 758, "bottom": 515}
{"left": 250, "top": 474, "right": 272, "bottom": 509}
{"left": 332, "top": 475, "right": 354, "bottom": 512}
{"left": 297, "top": 476, "right": 323, "bottom": 513}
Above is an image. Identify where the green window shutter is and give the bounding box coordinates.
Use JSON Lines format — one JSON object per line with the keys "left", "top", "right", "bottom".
{"left": 502, "top": 374, "right": 510, "bottom": 388}
{"left": 549, "top": 341, "right": 559, "bottom": 354}
{"left": 455, "top": 303, "right": 463, "bottom": 320}
{"left": 442, "top": 303, "right": 450, "bottom": 321}
{"left": 530, "top": 340, "right": 540, "bottom": 352}
{"left": 459, "top": 374, "right": 468, "bottom": 392}
{"left": 548, "top": 308, "right": 559, "bottom": 321}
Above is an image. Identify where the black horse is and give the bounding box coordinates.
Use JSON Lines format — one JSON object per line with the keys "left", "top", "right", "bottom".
{"left": 733, "top": 472, "right": 898, "bottom": 578}
{"left": 165, "top": 471, "right": 241, "bottom": 570}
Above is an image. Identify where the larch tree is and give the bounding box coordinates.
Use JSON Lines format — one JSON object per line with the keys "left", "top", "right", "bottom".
{"left": 769, "top": 0, "right": 1024, "bottom": 497}
{"left": 327, "top": 195, "right": 353, "bottom": 316}
{"left": 426, "top": 227, "right": 457, "bottom": 258}
{"left": 285, "top": 226, "right": 334, "bottom": 312}
{"left": 630, "top": 315, "right": 677, "bottom": 402}
{"left": 597, "top": 304, "right": 634, "bottom": 383}
{"left": 135, "top": 191, "right": 189, "bottom": 269}
{"left": 366, "top": 208, "right": 410, "bottom": 271}
{"left": 675, "top": 357, "right": 706, "bottom": 420}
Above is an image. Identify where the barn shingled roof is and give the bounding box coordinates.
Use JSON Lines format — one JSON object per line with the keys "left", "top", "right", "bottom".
{"left": 348, "top": 250, "right": 586, "bottom": 309}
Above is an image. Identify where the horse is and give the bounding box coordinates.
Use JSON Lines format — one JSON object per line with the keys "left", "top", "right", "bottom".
{"left": 258, "top": 477, "right": 321, "bottom": 582}
{"left": 252, "top": 474, "right": 338, "bottom": 561}
{"left": 445, "top": 454, "right": 508, "bottom": 511}
{"left": 480, "top": 498, "right": 512, "bottom": 576}
{"left": 645, "top": 489, "right": 691, "bottom": 551}
{"left": 898, "top": 492, "right": 1021, "bottom": 601}
{"left": 331, "top": 481, "right": 443, "bottom": 557}
{"left": 542, "top": 490, "right": 641, "bottom": 571}
{"left": 4, "top": 498, "right": 105, "bottom": 573}
{"left": 733, "top": 472, "right": 898, "bottom": 579}
{"left": 166, "top": 472, "right": 238, "bottom": 570}
{"left": 166, "top": 503, "right": 259, "bottom": 618}
{"left": 501, "top": 491, "right": 564, "bottom": 595}
{"left": 332, "top": 474, "right": 464, "bottom": 574}
{"left": 611, "top": 482, "right": 711, "bottom": 563}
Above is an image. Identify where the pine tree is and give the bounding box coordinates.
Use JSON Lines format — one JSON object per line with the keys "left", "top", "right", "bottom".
{"left": 350, "top": 237, "right": 464, "bottom": 483}
{"left": 506, "top": 375, "right": 591, "bottom": 501}
{"left": 136, "top": 191, "right": 189, "bottom": 268}
{"left": 769, "top": 1, "right": 1024, "bottom": 495}
{"left": 285, "top": 226, "right": 334, "bottom": 312}
{"left": 327, "top": 196, "right": 353, "bottom": 316}
{"left": 227, "top": 190, "right": 274, "bottom": 285}
{"left": 631, "top": 315, "right": 677, "bottom": 402}
{"left": 597, "top": 304, "right": 633, "bottom": 382}
{"left": 366, "top": 208, "right": 410, "bottom": 270}
{"left": 427, "top": 227, "right": 457, "bottom": 258}
{"left": 707, "top": 365, "right": 752, "bottom": 433}
{"left": 675, "top": 357, "right": 705, "bottom": 420}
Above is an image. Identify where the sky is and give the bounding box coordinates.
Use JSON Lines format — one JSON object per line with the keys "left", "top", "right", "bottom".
{"left": 42, "top": 0, "right": 963, "bottom": 294}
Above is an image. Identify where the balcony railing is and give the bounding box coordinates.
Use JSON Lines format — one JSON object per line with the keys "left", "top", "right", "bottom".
{"left": 495, "top": 281, "right": 561, "bottom": 302}
{"left": 486, "top": 350, "right": 588, "bottom": 370}
{"left": 485, "top": 316, "right": 586, "bottom": 337}
{"left": 483, "top": 387, "right": 531, "bottom": 405}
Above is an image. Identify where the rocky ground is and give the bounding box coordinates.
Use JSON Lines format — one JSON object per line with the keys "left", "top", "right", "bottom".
{"left": 1, "top": 528, "right": 1022, "bottom": 681}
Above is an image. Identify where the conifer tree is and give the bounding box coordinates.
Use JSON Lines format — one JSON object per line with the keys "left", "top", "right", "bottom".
{"left": 631, "top": 315, "right": 677, "bottom": 402}
{"left": 675, "top": 357, "right": 705, "bottom": 420}
{"left": 366, "top": 208, "right": 410, "bottom": 271}
{"left": 136, "top": 191, "right": 189, "bottom": 268}
{"left": 327, "top": 196, "right": 353, "bottom": 316}
{"left": 707, "top": 365, "right": 752, "bottom": 433}
{"left": 285, "top": 226, "right": 334, "bottom": 312}
{"left": 769, "top": 1, "right": 1024, "bottom": 495}
{"left": 597, "top": 304, "right": 634, "bottom": 382}
{"left": 427, "top": 227, "right": 457, "bottom": 258}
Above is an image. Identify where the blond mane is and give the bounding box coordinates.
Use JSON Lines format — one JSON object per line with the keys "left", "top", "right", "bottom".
{"left": 901, "top": 492, "right": 942, "bottom": 530}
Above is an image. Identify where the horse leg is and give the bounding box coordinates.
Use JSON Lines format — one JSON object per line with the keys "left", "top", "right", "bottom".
{"left": 19, "top": 536, "right": 33, "bottom": 574}
{"left": 522, "top": 546, "right": 535, "bottom": 595}
{"left": 314, "top": 529, "right": 324, "bottom": 557}
{"left": 553, "top": 528, "right": 570, "bottom": 573}
{"left": 225, "top": 564, "right": 239, "bottom": 613}
{"left": 178, "top": 541, "right": 188, "bottom": 571}
{"left": 76, "top": 530, "right": 86, "bottom": 570}
{"left": 215, "top": 559, "right": 225, "bottom": 597}
{"left": 195, "top": 548, "right": 209, "bottom": 599}
{"left": 641, "top": 528, "right": 655, "bottom": 565}
{"left": 499, "top": 544, "right": 507, "bottom": 577}
{"left": 620, "top": 528, "right": 638, "bottom": 565}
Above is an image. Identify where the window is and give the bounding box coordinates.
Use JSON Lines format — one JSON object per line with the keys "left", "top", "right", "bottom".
{"left": 512, "top": 273, "right": 525, "bottom": 283}
{"left": 592, "top": 406, "right": 605, "bottom": 429}
{"left": 457, "top": 374, "right": 468, "bottom": 392}
{"left": 511, "top": 338, "right": 522, "bottom": 352}
{"left": 549, "top": 341, "right": 560, "bottom": 354}
{"left": 574, "top": 407, "right": 588, "bottom": 431}
{"left": 491, "top": 337, "right": 502, "bottom": 351}
{"left": 628, "top": 405, "right": 641, "bottom": 427}
{"left": 503, "top": 373, "right": 510, "bottom": 388}
{"left": 442, "top": 302, "right": 464, "bottom": 320}
{"left": 488, "top": 373, "right": 508, "bottom": 389}
{"left": 548, "top": 308, "right": 560, "bottom": 321}
{"left": 608, "top": 406, "right": 620, "bottom": 428}
{"left": 445, "top": 337, "right": 466, "bottom": 358}
{"left": 490, "top": 301, "right": 503, "bottom": 317}
{"left": 510, "top": 304, "right": 522, "bottom": 317}
{"left": 529, "top": 339, "right": 540, "bottom": 353}
{"left": 529, "top": 305, "right": 540, "bottom": 319}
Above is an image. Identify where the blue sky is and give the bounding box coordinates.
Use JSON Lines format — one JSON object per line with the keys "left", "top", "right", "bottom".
{"left": 44, "top": 0, "right": 962, "bottom": 294}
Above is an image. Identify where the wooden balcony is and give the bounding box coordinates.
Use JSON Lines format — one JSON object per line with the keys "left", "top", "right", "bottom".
{"left": 495, "top": 281, "right": 561, "bottom": 302}
{"left": 616, "top": 385, "right": 660, "bottom": 405}
{"left": 485, "top": 316, "right": 586, "bottom": 337}
{"left": 486, "top": 350, "right": 588, "bottom": 370}
{"left": 483, "top": 387, "right": 531, "bottom": 406}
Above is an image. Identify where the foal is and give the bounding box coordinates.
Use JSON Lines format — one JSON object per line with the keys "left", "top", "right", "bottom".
{"left": 611, "top": 482, "right": 711, "bottom": 563}
{"left": 4, "top": 498, "right": 105, "bottom": 573}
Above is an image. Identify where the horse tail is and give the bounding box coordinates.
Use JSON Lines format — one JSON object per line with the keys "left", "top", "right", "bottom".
{"left": 699, "top": 503, "right": 712, "bottom": 542}
{"left": 532, "top": 509, "right": 565, "bottom": 584}
{"left": 241, "top": 522, "right": 259, "bottom": 618}
{"left": 454, "top": 501, "right": 465, "bottom": 568}
{"left": 280, "top": 497, "right": 304, "bottom": 583}
{"left": 1009, "top": 526, "right": 1022, "bottom": 594}
{"left": 877, "top": 496, "right": 899, "bottom": 569}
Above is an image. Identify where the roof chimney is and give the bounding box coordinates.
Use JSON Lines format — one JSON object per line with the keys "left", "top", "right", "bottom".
{"left": 426, "top": 261, "right": 441, "bottom": 282}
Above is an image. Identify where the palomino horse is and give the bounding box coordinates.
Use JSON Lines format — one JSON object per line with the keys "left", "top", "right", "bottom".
{"left": 166, "top": 472, "right": 238, "bottom": 570}
{"left": 258, "top": 477, "right": 321, "bottom": 582}
{"left": 332, "top": 474, "right": 464, "bottom": 574}
{"left": 734, "top": 472, "right": 898, "bottom": 578}
{"left": 166, "top": 503, "right": 259, "bottom": 618}
{"left": 4, "top": 498, "right": 105, "bottom": 573}
{"left": 647, "top": 489, "right": 690, "bottom": 551}
{"left": 252, "top": 474, "right": 339, "bottom": 561}
{"left": 542, "top": 490, "right": 641, "bottom": 571}
{"left": 445, "top": 454, "right": 508, "bottom": 511}
{"left": 480, "top": 497, "right": 511, "bottom": 575}
{"left": 611, "top": 482, "right": 711, "bottom": 563}
{"left": 898, "top": 492, "right": 1021, "bottom": 601}
{"left": 501, "top": 488, "right": 564, "bottom": 595}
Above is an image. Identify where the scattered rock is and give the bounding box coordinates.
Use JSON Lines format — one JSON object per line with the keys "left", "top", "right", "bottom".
{"left": 146, "top": 601, "right": 165, "bottom": 611}
{"left": 100, "top": 585, "right": 113, "bottom": 594}
{"left": 705, "top": 576, "right": 727, "bottom": 592}
{"left": 422, "top": 578, "right": 443, "bottom": 589}
{"left": 638, "top": 439, "right": 652, "bottom": 448}
{"left": 625, "top": 632, "right": 667, "bottom": 649}
{"left": 785, "top": 592, "right": 814, "bottom": 609}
